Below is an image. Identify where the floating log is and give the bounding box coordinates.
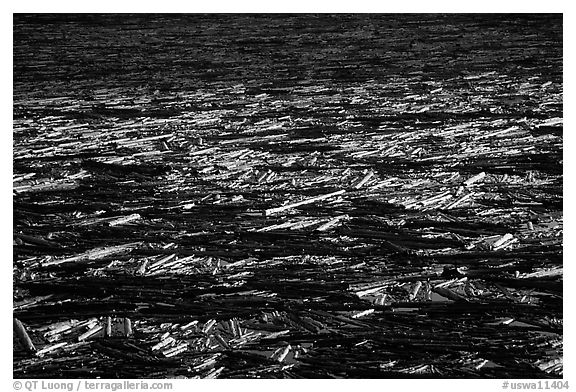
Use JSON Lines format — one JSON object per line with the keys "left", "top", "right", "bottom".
{"left": 264, "top": 190, "right": 346, "bottom": 216}
{"left": 14, "top": 318, "right": 36, "bottom": 352}
{"left": 463, "top": 172, "right": 486, "bottom": 186}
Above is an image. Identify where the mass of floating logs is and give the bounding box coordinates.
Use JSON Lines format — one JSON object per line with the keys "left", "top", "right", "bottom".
{"left": 13, "top": 14, "right": 562, "bottom": 379}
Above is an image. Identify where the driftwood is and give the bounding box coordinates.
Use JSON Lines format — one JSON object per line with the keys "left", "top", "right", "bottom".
{"left": 14, "top": 318, "right": 36, "bottom": 352}
{"left": 13, "top": 14, "right": 562, "bottom": 379}
{"left": 264, "top": 190, "right": 346, "bottom": 216}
